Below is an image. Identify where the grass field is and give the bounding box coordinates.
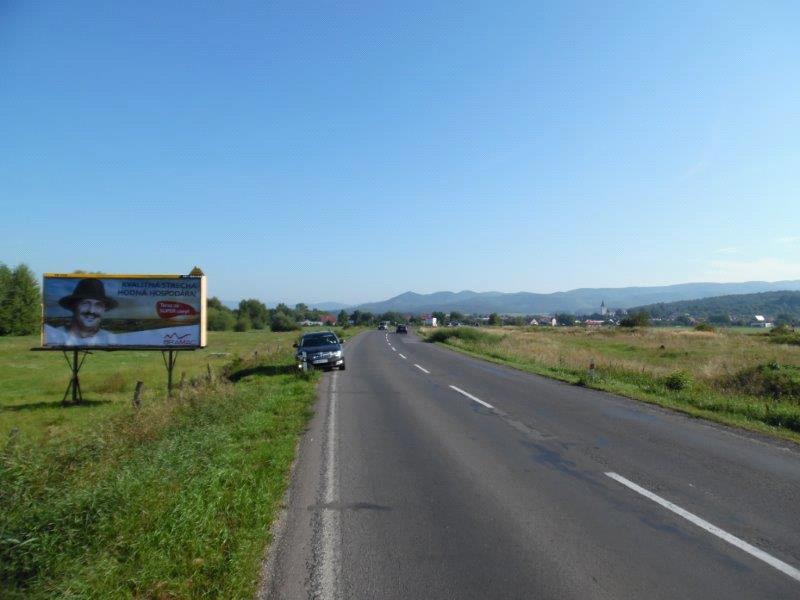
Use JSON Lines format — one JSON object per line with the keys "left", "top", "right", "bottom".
{"left": 0, "top": 327, "right": 357, "bottom": 598}
{"left": 422, "top": 325, "right": 800, "bottom": 443}
{"left": 0, "top": 328, "right": 353, "bottom": 441}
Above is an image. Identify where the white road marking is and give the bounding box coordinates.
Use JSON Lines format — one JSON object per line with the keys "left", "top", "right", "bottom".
{"left": 398, "top": 353, "right": 407, "bottom": 359}
{"left": 391, "top": 347, "right": 396, "bottom": 351}
{"left": 448, "top": 385, "right": 494, "bottom": 409}
{"left": 605, "top": 472, "right": 800, "bottom": 584}
{"left": 320, "top": 372, "right": 341, "bottom": 598}
{"left": 414, "top": 364, "right": 430, "bottom": 374}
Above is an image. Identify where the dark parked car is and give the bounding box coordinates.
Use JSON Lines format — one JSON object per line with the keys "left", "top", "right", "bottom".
{"left": 396, "top": 324, "right": 408, "bottom": 334}
{"left": 294, "top": 331, "right": 345, "bottom": 370}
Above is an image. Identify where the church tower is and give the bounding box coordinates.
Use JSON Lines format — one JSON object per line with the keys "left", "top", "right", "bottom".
{"left": 600, "top": 300, "right": 608, "bottom": 316}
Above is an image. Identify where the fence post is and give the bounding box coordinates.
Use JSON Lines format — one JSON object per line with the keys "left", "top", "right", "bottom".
{"left": 178, "top": 372, "right": 186, "bottom": 401}
{"left": 133, "top": 381, "right": 144, "bottom": 408}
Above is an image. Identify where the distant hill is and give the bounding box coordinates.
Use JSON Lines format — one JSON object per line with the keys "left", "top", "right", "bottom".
{"left": 309, "top": 301, "right": 351, "bottom": 312}
{"left": 633, "top": 290, "right": 800, "bottom": 320}
{"left": 354, "top": 281, "right": 800, "bottom": 315}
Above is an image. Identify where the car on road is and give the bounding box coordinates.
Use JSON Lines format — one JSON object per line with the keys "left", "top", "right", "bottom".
{"left": 396, "top": 324, "right": 408, "bottom": 334}
{"left": 294, "top": 331, "right": 346, "bottom": 370}
{"left": 378, "top": 323, "right": 387, "bottom": 330}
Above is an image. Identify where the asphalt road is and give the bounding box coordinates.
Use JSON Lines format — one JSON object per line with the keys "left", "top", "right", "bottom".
{"left": 260, "top": 330, "right": 800, "bottom": 599}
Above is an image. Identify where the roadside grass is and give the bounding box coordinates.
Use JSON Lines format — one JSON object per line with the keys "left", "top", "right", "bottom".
{"left": 0, "top": 326, "right": 360, "bottom": 598}
{"left": 421, "top": 326, "right": 800, "bottom": 443}
{"left": 0, "top": 327, "right": 354, "bottom": 442}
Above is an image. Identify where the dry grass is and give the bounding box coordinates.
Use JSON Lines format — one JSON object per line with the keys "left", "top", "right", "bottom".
{"left": 437, "top": 326, "right": 800, "bottom": 387}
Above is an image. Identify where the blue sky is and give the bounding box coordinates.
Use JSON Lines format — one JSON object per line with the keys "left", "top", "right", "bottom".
{"left": 2, "top": 1, "right": 799, "bottom": 305}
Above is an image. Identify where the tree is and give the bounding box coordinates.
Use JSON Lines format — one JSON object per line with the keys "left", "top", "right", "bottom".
{"left": 379, "top": 311, "right": 405, "bottom": 325}
{"left": 0, "top": 264, "right": 11, "bottom": 335}
{"left": 239, "top": 299, "right": 270, "bottom": 329}
{"left": 294, "top": 303, "right": 309, "bottom": 321}
{"left": 270, "top": 312, "right": 299, "bottom": 332}
{"left": 620, "top": 310, "right": 650, "bottom": 328}
{"left": 274, "top": 302, "right": 292, "bottom": 315}
{"left": 432, "top": 311, "right": 446, "bottom": 324}
{"left": 449, "top": 311, "right": 464, "bottom": 322}
{"left": 207, "top": 296, "right": 226, "bottom": 310}
{"left": 555, "top": 313, "right": 576, "bottom": 326}
{"left": 337, "top": 309, "right": 350, "bottom": 327}
{"left": 708, "top": 314, "right": 730, "bottom": 326}
{"left": 488, "top": 313, "right": 501, "bottom": 326}
{"left": 349, "top": 310, "right": 375, "bottom": 326}
{"left": 0, "top": 264, "right": 40, "bottom": 336}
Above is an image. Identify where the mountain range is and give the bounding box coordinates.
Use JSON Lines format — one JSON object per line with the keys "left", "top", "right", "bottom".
{"left": 351, "top": 280, "right": 800, "bottom": 315}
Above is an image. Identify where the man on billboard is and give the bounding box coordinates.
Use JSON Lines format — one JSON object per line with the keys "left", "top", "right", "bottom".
{"left": 44, "top": 278, "right": 118, "bottom": 345}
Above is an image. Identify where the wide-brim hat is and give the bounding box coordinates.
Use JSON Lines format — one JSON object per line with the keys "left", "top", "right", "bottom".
{"left": 58, "top": 278, "right": 118, "bottom": 311}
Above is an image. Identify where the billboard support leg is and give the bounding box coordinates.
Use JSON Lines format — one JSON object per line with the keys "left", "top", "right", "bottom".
{"left": 162, "top": 350, "right": 178, "bottom": 399}
{"left": 62, "top": 350, "right": 89, "bottom": 405}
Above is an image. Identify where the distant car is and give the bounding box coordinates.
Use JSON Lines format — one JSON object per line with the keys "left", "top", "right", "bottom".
{"left": 294, "top": 331, "right": 345, "bottom": 370}
{"left": 378, "top": 323, "right": 387, "bottom": 330}
{"left": 396, "top": 324, "right": 408, "bottom": 334}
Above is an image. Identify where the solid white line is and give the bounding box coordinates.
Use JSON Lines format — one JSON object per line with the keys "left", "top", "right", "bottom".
{"left": 398, "top": 353, "right": 407, "bottom": 359}
{"left": 448, "top": 385, "right": 494, "bottom": 409}
{"left": 605, "top": 472, "right": 800, "bottom": 583}
{"left": 320, "top": 372, "right": 341, "bottom": 598}
{"left": 391, "top": 346, "right": 396, "bottom": 351}
{"left": 414, "top": 364, "right": 430, "bottom": 374}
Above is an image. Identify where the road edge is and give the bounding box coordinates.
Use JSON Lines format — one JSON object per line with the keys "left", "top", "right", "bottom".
{"left": 256, "top": 331, "right": 363, "bottom": 600}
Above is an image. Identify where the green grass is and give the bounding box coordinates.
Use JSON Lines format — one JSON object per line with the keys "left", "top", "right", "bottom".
{"left": 0, "top": 327, "right": 361, "bottom": 598}
{"left": 422, "top": 326, "right": 800, "bottom": 443}
{"left": 0, "top": 327, "right": 354, "bottom": 442}
{"left": 1, "top": 331, "right": 295, "bottom": 440}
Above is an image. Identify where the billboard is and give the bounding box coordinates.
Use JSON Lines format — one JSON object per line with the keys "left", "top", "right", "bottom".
{"left": 41, "top": 274, "right": 207, "bottom": 349}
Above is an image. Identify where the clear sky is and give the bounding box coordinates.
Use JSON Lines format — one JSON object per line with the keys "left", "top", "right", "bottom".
{"left": 2, "top": 1, "right": 799, "bottom": 305}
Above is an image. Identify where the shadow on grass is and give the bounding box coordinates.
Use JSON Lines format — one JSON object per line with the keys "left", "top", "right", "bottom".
{"left": 1, "top": 399, "right": 113, "bottom": 412}
{"left": 227, "top": 364, "right": 298, "bottom": 382}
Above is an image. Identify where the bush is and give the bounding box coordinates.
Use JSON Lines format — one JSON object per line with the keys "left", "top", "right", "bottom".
{"left": 270, "top": 312, "right": 299, "bottom": 332}
{"left": 234, "top": 314, "right": 252, "bottom": 332}
{"left": 426, "top": 327, "right": 502, "bottom": 345}
{"left": 208, "top": 306, "right": 236, "bottom": 331}
{"left": 724, "top": 363, "right": 800, "bottom": 401}
{"left": 766, "top": 326, "right": 800, "bottom": 346}
{"left": 694, "top": 323, "right": 715, "bottom": 332}
{"left": 662, "top": 371, "right": 692, "bottom": 391}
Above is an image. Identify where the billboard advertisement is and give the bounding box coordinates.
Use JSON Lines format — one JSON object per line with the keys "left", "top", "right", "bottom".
{"left": 41, "top": 274, "right": 207, "bottom": 349}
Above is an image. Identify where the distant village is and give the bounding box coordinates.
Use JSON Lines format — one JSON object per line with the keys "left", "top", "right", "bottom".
{"left": 299, "top": 299, "right": 787, "bottom": 329}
